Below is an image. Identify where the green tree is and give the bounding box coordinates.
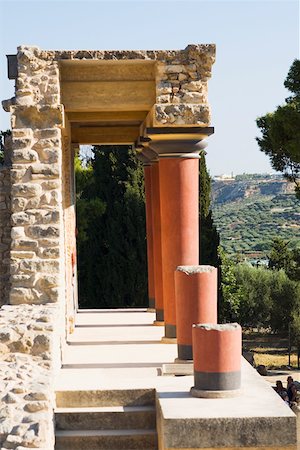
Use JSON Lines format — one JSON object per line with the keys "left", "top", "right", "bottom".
{"left": 218, "top": 247, "right": 243, "bottom": 322}
{"left": 199, "top": 152, "right": 220, "bottom": 266}
{"left": 76, "top": 145, "right": 147, "bottom": 308}
{"left": 256, "top": 60, "right": 300, "bottom": 198}
{"left": 234, "top": 264, "right": 273, "bottom": 328}
{"left": 268, "top": 237, "right": 292, "bottom": 272}
{"left": 270, "top": 271, "right": 300, "bottom": 333}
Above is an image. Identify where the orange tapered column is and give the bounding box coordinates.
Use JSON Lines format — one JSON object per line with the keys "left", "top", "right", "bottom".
{"left": 175, "top": 265, "right": 218, "bottom": 360}
{"left": 151, "top": 161, "right": 164, "bottom": 323}
{"left": 159, "top": 156, "right": 199, "bottom": 338}
{"left": 144, "top": 164, "right": 155, "bottom": 309}
{"left": 148, "top": 133, "right": 210, "bottom": 339}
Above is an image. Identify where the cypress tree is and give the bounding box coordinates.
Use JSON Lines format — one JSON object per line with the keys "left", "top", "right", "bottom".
{"left": 76, "top": 145, "right": 147, "bottom": 308}
{"left": 199, "top": 152, "right": 220, "bottom": 266}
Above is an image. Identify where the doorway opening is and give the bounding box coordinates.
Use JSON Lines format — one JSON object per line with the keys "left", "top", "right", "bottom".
{"left": 75, "top": 144, "right": 148, "bottom": 309}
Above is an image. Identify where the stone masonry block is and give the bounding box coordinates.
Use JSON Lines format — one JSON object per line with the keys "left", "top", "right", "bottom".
{"left": 27, "top": 225, "right": 59, "bottom": 239}
{"left": 12, "top": 183, "right": 42, "bottom": 198}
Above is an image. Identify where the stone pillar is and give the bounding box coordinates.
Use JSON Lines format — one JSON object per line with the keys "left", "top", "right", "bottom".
{"left": 149, "top": 139, "right": 205, "bottom": 339}
{"left": 191, "top": 323, "right": 242, "bottom": 398}
{"left": 4, "top": 46, "right": 66, "bottom": 307}
{"left": 144, "top": 163, "right": 155, "bottom": 310}
{"left": 0, "top": 135, "right": 12, "bottom": 306}
{"left": 175, "top": 265, "right": 217, "bottom": 361}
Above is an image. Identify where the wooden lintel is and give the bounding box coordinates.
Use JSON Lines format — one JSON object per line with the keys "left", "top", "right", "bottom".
{"left": 71, "top": 126, "right": 139, "bottom": 145}
{"left": 60, "top": 60, "right": 156, "bottom": 82}
{"left": 61, "top": 81, "right": 156, "bottom": 112}
{"left": 67, "top": 111, "right": 148, "bottom": 123}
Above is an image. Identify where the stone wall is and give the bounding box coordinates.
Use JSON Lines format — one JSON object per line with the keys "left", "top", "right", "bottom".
{"left": 3, "top": 46, "right": 66, "bottom": 307}
{"left": 155, "top": 45, "right": 215, "bottom": 125}
{"left": 0, "top": 304, "right": 61, "bottom": 449}
{"left": 0, "top": 164, "right": 11, "bottom": 306}
{"left": 0, "top": 46, "right": 66, "bottom": 449}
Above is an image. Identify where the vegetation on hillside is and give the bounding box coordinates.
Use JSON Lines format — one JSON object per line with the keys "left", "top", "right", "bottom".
{"left": 212, "top": 180, "right": 300, "bottom": 257}
{"left": 218, "top": 237, "right": 300, "bottom": 366}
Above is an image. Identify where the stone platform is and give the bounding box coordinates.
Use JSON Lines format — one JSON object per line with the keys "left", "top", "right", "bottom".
{"left": 55, "top": 309, "right": 297, "bottom": 449}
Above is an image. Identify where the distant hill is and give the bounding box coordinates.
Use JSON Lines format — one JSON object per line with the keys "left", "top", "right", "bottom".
{"left": 211, "top": 176, "right": 300, "bottom": 258}
{"left": 212, "top": 178, "right": 294, "bottom": 204}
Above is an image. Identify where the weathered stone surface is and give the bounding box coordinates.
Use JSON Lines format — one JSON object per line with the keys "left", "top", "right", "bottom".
{"left": 155, "top": 103, "right": 210, "bottom": 125}
{"left": 12, "top": 183, "right": 42, "bottom": 198}
{"left": 0, "top": 304, "right": 60, "bottom": 447}
{"left": 11, "top": 227, "right": 25, "bottom": 239}
{"left": 27, "top": 225, "right": 59, "bottom": 239}
{"left": 38, "top": 248, "right": 59, "bottom": 259}
{"left": 12, "top": 198, "right": 27, "bottom": 212}
{"left": 31, "top": 164, "right": 59, "bottom": 177}
{"left": 12, "top": 150, "right": 38, "bottom": 164}
{"left": 11, "top": 212, "right": 34, "bottom": 226}
{"left": 12, "top": 239, "right": 38, "bottom": 250}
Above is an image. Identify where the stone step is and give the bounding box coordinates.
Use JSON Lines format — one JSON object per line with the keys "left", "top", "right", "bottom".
{"left": 55, "top": 429, "right": 157, "bottom": 450}
{"left": 55, "top": 405, "right": 156, "bottom": 430}
{"left": 56, "top": 388, "right": 155, "bottom": 408}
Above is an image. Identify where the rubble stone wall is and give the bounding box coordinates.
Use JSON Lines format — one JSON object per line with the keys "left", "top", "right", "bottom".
{"left": 3, "top": 46, "right": 66, "bottom": 307}
{"left": 0, "top": 164, "right": 11, "bottom": 306}
{"left": 0, "top": 304, "right": 61, "bottom": 450}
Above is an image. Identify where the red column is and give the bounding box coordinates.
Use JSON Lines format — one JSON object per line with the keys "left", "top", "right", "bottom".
{"left": 144, "top": 164, "right": 155, "bottom": 309}
{"left": 191, "top": 323, "right": 242, "bottom": 398}
{"left": 159, "top": 156, "right": 199, "bottom": 338}
{"left": 175, "top": 265, "right": 218, "bottom": 360}
{"left": 151, "top": 161, "right": 164, "bottom": 323}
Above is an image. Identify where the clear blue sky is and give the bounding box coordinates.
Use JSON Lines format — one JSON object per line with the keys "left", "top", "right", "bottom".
{"left": 0, "top": 0, "right": 299, "bottom": 175}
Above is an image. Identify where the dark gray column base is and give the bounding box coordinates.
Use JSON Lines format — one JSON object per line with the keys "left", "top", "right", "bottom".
{"left": 156, "top": 309, "right": 164, "bottom": 322}
{"left": 165, "top": 323, "right": 176, "bottom": 338}
{"left": 148, "top": 297, "right": 155, "bottom": 309}
{"left": 194, "top": 370, "right": 241, "bottom": 391}
{"left": 177, "top": 344, "right": 193, "bottom": 361}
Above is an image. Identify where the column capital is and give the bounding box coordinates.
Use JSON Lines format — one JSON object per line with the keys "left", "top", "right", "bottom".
{"left": 145, "top": 127, "right": 214, "bottom": 159}
{"left": 135, "top": 145, "right": 158, "bottom": 165}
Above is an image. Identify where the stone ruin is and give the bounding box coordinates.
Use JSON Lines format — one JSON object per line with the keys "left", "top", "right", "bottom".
{"left": 0, "top": 44, "right": 215, "bottom": 449}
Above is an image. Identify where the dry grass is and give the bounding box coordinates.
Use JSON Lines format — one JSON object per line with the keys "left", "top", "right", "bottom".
{"left": 253, "top": 352, "right": 298, "bottom": 368}
{"left": 243, "top": 330, "right": 299, "bottom": 369}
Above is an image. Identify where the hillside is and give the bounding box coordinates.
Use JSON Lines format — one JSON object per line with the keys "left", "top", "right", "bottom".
{"left": 211, "top": 176, "right": 300, "bottom": 259}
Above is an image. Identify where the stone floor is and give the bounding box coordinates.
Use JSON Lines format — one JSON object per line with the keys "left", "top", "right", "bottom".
{"left": 55, "top": 309, "right": 297, "bottom": 449}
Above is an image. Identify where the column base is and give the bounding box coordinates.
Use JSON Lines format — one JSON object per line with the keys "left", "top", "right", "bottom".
{"left": 161, "top": 336, "right": 177, "bottom": 344}
{"left": 164, "top": 323, "right": 176, "bottom": 338}
{"left": 148, "top": 297, "right": 155, "bottom": 309}
{"left": 156, "top": 309, "right": 164, "bottom": 322}
{"left": 174, "top": 357, "right": 193, "bottom": 364}
{"left": 177, "top": 344, "right": 192, "bottom": 361}
{"left": 190, "top": 386, "right": 242, "bottom": 398}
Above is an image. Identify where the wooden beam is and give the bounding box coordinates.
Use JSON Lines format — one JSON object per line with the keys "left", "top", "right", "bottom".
{"left": 60, "top": 60, "right": 155, "bottom": 82}
{"left": 71, "top": 126, "right": 139, "bottom": 145}
{"left": 61, "top": 81, "right": 156, "bottom": 112}
{"left": 67, "top": 111, "right": 148, "bottom": 123}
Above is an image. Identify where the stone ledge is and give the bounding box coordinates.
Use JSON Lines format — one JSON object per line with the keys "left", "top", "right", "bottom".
{"left": 156, "top": 359, "right": 297, "bottom": 449}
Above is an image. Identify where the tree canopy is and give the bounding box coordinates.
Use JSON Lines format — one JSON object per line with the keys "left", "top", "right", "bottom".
{"left": 256, "top": 59, "right": 300, "bottom": 198}
{"left": 75, "top": 145, "right": 147, "bottom": 308}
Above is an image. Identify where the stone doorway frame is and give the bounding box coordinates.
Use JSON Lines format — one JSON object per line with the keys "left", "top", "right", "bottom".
{"left": 2, "top": 44, "right": 215, "bottom": 342}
